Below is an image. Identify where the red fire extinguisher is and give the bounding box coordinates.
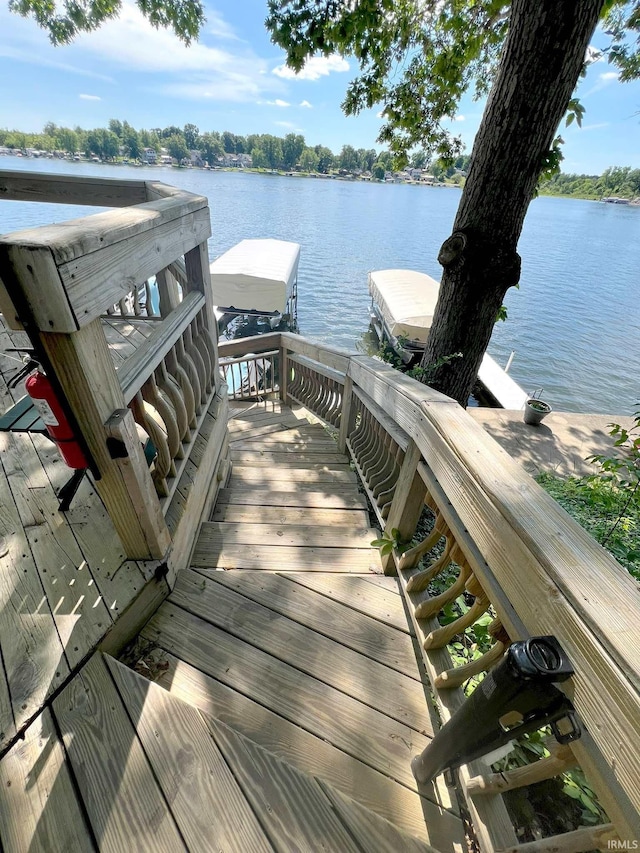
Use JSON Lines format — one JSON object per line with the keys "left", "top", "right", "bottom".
{"left": 26, "top": 368, "right": 89, "bottom": 470}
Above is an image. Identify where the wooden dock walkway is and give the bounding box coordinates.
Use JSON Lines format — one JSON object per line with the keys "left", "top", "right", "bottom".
{"left": 0, "top": 401, "right": 464, "bottom": 852}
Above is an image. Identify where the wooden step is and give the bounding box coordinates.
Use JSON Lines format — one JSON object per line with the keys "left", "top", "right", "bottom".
{"left": 230, "top": 465, "right": 357, "bottom": 484}
{"left": 211, "top": 504, "right": 370, "bottom": 526}
{"left": 216, "top": 488, "right": 368, "bottom": 510}
{"left": 198, "top": 521, "right": 377, "bottom": 550}
{"left": 230, "top": 450, "right": 349, "bottom": 467}
{"left": 190, "top": 542, "right": 383, "bottom": 572}
{"left": 231, "top": 436, "right": 339, "bottom": 452}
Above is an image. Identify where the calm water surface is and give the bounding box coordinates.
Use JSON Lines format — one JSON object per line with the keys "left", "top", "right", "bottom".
{"left": 1, "top": 158, "right": 639, "bottom": 415}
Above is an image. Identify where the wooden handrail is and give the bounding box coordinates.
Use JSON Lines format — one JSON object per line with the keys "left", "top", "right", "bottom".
{"left": 0, "top": 168, "right": 148, "bottom": 207}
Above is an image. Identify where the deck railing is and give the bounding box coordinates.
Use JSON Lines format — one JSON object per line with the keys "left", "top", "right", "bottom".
{"left": 220, "top": 330, "right": 640, "bottom": 853}
{"left": 0, "top": 171, "right": 225, "bottom": 562}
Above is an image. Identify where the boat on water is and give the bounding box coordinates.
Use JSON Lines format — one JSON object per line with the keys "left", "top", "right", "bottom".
{"left": 210, "top": 238, "right": 300, "bottom": 338}
{"left": 368, "top": 268, "right": 528, "bottom": 409}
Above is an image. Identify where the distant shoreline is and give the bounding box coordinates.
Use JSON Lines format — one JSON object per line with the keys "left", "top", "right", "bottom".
{"left": 2, "top": 152, "right": 639, "bottom": 204}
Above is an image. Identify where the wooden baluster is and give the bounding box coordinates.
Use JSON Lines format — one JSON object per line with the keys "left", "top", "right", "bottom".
{"left": 131, "top": 392, "right": 170, "bottom": 497}
{"left": 415, "top": 560, "right": 473, "bottom": 619}
{"left": 118, "top": 296, "right": 127, "bottom": 316}
{"left": 166, "top": 345, "right": 196, "bottom": 429}
{"left": 423, "top": 573, "right": 490, "bottom": 650}
{"left": 184, "top": 324, "right": 206, "bottom": 404}
{"left": 145, "top": 280, "right": 154, "bottom": 316}
{"left": 406, "top": 536, "right": 458, "bottom": 592}
{"left": 177, "top": 334, "right": 202, "bottom": 414}
{"left": 133, "top": 285, "right": 141, "bottom": 316}
{"left": 374, "top": 441, "right": 402, "bottom": 499}
{"left": 435, "top": 641, "right": 507, "bottom": 689}
{"left": 400, "top": 514, "right": 449, "bottom": 573}
{"left": 196, "top": 310, "right": 218, "bottom": 386}
{"left": 156, "top": 360, "right": 190, "bottom": 444}
{"left": 466, "top": 742, "right": 579, "bottom": 795}
{"left": 156, "top": 267, "right": 181, "bottom": 318}
{"left": 338, "top": 375, "right": 354, "bottom": 454}
{"left": 191, "top": 317, "right": 212, "bottom": 393}
{"left": 140, "top": 385, "right": 178, "bottom": 478}
{"left": 142, "top": 374, "right": 183, "bottom": 461}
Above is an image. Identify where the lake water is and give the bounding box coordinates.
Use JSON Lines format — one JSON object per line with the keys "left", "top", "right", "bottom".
{"left": 1, "top": 158, "right": 639, "bottom": 415}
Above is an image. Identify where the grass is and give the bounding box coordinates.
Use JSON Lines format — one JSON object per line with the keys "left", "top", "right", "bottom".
{"left": 535, "top": 473, "right": 640, "bottom": 581}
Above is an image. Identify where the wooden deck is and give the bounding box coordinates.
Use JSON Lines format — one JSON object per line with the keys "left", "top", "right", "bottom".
{"left": 0, "top": 401, "right": 465, "bottom": 851}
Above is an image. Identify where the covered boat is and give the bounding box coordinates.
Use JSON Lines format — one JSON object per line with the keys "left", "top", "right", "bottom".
{"left": 368, "top": 268, "right": 528, "bottom": 408}
{"left": 368, "top": 269, "right": 440, "bottom": 363}
{"left": 210, "top": 238, "right": 300, "bottom": 321}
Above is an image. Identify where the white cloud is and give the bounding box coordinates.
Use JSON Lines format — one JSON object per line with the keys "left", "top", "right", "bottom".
{"left": 453, "top": 114, "right": 465, "bottom": 122}
{"left": 376, "top": 110, "right": 385, "bottom": 119}
{"left": 274, "top": 120, "right": 299, "bottom": 130}
{"left": 300, "top": 100, "right": 312, "bottom": 109}
{"left": 207, "top": 11, "right": 241, "bottom": 41}
{"left": 581, "top": 122, "right": 610, "bottom": 131}
{"left": 79, "top": 93, "right": 101, "bottom": 101}
{"left": 583, "top": 70, "right": 619, "bottom": 97}
{"left": 266, "top": 99, "right": 291, "bottom": 107}
{"left": 272, "top": 54, "right": 349, "bottom": 81}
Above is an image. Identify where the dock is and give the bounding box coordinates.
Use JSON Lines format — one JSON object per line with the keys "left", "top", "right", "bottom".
{"left": 0, "top": 169, "right": 638, "bottom": 853}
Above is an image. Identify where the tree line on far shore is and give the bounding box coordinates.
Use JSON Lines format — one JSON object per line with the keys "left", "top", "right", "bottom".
{"left": 0, "top": 120, "right": 468, "bottom": 179}
{"left": 541, "top": 166, "right": 640, "bottom": 200}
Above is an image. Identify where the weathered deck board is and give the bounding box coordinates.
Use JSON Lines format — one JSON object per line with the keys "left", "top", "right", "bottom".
{"left": 2, "top": 432, "right": 113, "bottom": 669}
{"left": 281, "top": 572, "right": 412, "bottom": 634}
{"left": 52, "top": 655, "right": 186, "bottom": 853}
{"left": 0, "top": 444, "right": 69, "bottom": 741}
{"left": 211, "top": 504, "right": 370, "bottom": 526}
{"left": 148, "top": 650, "right": 462, "bottom": 848}
{"left": 230, "top": 435, "right": 339, "bottom": 452}
{"left": 216, "top": 487, "right": 368, "bottom": 509}
{"left": 208, "top": 717, "right": 364, "bottom": 853}
{"left": 191, "top": 542, "right": 382, "bottom": 572}
{"left": 198, "top": 520, "right": 376, "bottom": 549}
{"left": 171, "top": 569, "right": 429, "bottom": 729}
{"left": 0, "top": 709, "right": 94, "bottom": 853}
{"left": 188, "top": 570, "right": 418, "bottom": 679}
{"left": 105, "top": 656, "right": 273, "bottom": 852}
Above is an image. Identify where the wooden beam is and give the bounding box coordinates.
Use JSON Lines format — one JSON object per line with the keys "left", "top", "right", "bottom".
{"left": 0, "top": 169, "right": 147, "bottom": 207}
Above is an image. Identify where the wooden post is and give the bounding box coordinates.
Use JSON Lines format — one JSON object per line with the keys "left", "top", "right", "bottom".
{"left": 337, "top": 375, "right": 354, "bottom": 454}
{"left": 40, "top": 320, "right": 171, "bottom": 560}
{"left": 381, "top": 438, "right": 425, "bottom": 575}
{"left": 280, "top": 344, "right": 289, "bottom": 405}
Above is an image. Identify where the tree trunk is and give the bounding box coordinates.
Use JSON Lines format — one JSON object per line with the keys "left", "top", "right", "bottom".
{"left": 421, "top": 0, "right": 605, "bottom": 406}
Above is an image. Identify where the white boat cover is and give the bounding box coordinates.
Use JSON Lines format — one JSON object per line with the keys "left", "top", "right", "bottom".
{"left": 209, "top": 239, "right": 300, "bottom": 314}
{"left": 368, "top": 269, "right": 440, "bottom": 344}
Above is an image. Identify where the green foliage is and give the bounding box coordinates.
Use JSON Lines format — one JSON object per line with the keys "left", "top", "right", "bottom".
{"left": 165, "top": 133, "right": 189, "bottom": 162}
{"left": 370, "top": 528, "right": 401, "bottom": 557}
{"left": 541, "top": 164, "right": 640, "bottom": 199}
{"left": 9, "top": 0, "right": 204, "bottom": 44}
{"left": 406, "top": 351, "right": 462, "bottom": 384}
{"left": 536, "top": 472, "right": 640, "bottom": 580}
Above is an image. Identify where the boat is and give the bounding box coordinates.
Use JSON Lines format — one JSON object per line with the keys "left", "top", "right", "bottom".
{"left": 368, "top": 268, "right": 528, "bottom": 409}
{"left": 209, "top": 238, "right": 300, "bottom": 338}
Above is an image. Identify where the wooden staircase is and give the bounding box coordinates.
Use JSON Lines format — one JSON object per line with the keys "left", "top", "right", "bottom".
{"left": 192, "top": 401, "right": 384, "bottom": 574}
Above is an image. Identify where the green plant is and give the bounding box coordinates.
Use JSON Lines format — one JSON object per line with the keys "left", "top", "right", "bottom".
{"left": 527, "top": 400, "right": 551, "bottom": 413}
{"left": 587, "top": 407, "right": 640, "bottom": 552}
{"left": 406, "top": 351, "right": 462, "bottom": 384}
{"left": 370, "top": 528, "right": 401, "bottom": 557}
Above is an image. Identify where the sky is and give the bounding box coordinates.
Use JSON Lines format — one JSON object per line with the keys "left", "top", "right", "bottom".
{"left": 1, "top": 0, "right": 639, "bottom": 174}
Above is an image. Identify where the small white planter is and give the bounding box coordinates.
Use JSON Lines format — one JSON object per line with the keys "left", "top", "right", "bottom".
{"left": 523, "top": 398, "right": 552, "bottom": 425}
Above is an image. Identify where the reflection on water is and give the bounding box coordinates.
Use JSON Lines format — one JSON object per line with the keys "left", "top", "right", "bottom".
{"left": 1, "top": 157, "right": 638, "bottom": 414}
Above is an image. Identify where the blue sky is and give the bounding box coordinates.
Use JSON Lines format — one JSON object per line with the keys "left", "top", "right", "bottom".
{"left": 1, "top": 0, "right": 639, "bottom": 173}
